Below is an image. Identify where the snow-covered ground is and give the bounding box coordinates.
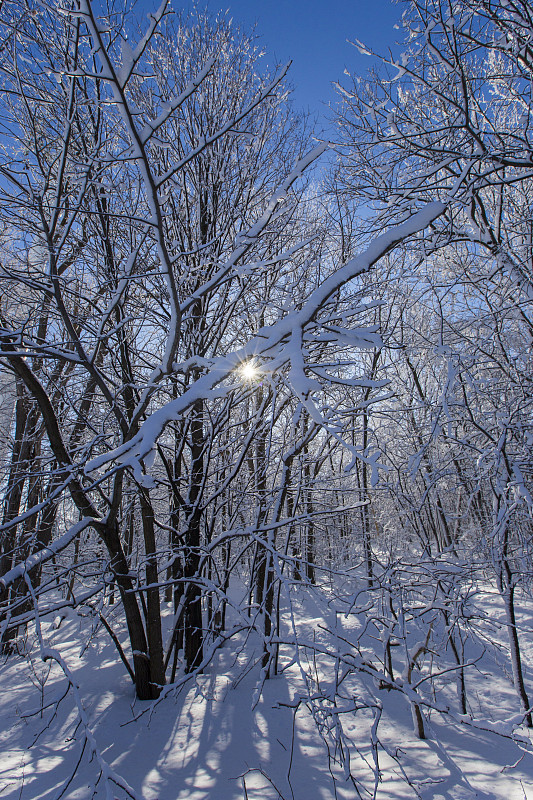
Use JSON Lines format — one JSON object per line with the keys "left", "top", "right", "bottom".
{"left": 1, "top": 581, "right": 532, "bottom": 800}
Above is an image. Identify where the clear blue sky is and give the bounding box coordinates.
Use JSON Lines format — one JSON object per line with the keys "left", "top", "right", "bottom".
{"left": 138, "top": 0, "right": 404, "bottom": 119}
{"left": 202, "top": 0, "right": 403, "bottom": 115}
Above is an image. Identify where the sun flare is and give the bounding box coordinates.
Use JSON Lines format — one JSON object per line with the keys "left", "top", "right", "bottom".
{"left": 239, "top": 361, "right": 259, "bottom": 381}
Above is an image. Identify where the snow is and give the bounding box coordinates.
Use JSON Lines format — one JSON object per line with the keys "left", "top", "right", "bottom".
{"left": 1, "top": 580, "right": 532, "bottom": 800}
{"left": 86, "top": 200, "right": 447, "bottom": 483}
{"left": 2, "top": 3, "right": 533, "bottom": 798}
{"left": 0, "top": 518, "right": 95, "bottom": 592}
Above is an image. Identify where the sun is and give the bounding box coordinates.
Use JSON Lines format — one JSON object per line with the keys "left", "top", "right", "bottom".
{"left": 239, "top": 360, "right": 260, "bottom": 381}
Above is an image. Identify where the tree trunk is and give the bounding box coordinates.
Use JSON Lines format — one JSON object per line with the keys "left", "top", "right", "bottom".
{"left": 183, "top": 400, "right": 204, "bottom": 672}
{"left": 501, "top": 574, "right": 532, "bottom": 727}
{"left": 139, "top": 490, "right": 165, "bottom": 694}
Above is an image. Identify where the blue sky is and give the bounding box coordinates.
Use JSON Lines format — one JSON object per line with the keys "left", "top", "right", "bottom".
{"left": 209, "top": 0, "right": 403, "bottom": 114}
{"left": 142, "top": 1, "right": 404, "bottom": 118}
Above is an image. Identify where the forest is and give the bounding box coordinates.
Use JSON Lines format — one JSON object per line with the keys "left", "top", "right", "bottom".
{"left": 0, "top": 0, "right": 532, "bottom": 797}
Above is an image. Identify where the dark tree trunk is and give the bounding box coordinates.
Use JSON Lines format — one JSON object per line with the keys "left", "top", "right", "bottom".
{"left": 183, "top": 400, "right": 204, "bottom": 672}
{"left": 139, "top": 490, "right": 165, "bottom": 694}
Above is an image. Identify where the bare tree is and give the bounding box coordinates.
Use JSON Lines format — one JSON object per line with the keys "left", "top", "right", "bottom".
{"left": 332, "top": 0, "right": 533, "bottom": 726}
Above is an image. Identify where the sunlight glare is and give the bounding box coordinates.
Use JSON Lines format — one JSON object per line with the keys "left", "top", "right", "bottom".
{"left": 239, "top": 361, "right": 259, "bottom": 381}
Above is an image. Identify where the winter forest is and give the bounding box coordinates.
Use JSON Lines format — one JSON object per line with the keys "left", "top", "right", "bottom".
{"left": 0, "top": 0, "right": 533, "bottom": 797}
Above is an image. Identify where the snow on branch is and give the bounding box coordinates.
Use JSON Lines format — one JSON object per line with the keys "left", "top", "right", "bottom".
{"left": 0, "top": 517, "right": 96, "bottom": 591}
{"left": 86, "top": 200, "right": 447, "bottom": 485}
